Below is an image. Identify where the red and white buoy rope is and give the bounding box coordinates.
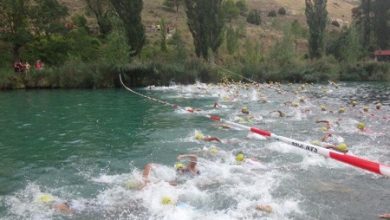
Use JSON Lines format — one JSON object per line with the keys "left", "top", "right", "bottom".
{"left": 119, "top": 74, "right": 390, "bottom": 177}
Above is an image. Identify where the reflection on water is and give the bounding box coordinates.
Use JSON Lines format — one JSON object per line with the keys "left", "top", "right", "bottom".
{"left": 0, "top": 82, "right": 389, "bottom": 220}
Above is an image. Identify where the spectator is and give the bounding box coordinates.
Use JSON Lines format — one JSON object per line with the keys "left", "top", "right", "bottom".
{"left": 35, "top": 59, "right": 44, "bottom": 70}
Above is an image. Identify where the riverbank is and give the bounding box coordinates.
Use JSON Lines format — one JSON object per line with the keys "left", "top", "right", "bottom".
{"left": 1, "top": 60, "right": 389, "bottom": 90}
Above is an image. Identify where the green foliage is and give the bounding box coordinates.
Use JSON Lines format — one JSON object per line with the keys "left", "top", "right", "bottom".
{"left": 22, "top": 34, "right": 71, "bottom": 65}
{"left": 226, "top": 26, "right": 240, "bottom": 54}
{"left": 168, "top": 30, "right": 187, "bottom": 62}
{"left": 305, "top": 0, "right": 328, "bottom": 59}
{"left": 0, "top": 0, "right": 33, "bottom": 59}
{"left": 68, "top": 29, "right": 101, "bottom": 62}
{"left": 160, "top": 19, "right": 167, "bottom": 52}
{"left": 30, "top": 0, "right": 68, "bottom": 36}
{"left": 72, "top": 15, "right": 89, "bottom": 32}
{"left": 290, "top": 20, "right": 307, "bottom": 38}
{"left": 243, "top": 39, "right": 262, "bottom": 65}
{"left": 223, "top": 0, "right": 240, "bottom": 21}
{"left": 100, "top": 29, "right": 130, "bottom": 65}
{"left": 163, "top": 0, "right": 182, "bottom": 12}
{"left": 184, "top": 0, "right": 225, "bottom": 60}
{"left": 246, "top": 10, "right": 261, "bottom": 25}
{"left": 110, "top": 0, "right": 145, "bottom": 56}
{"left": 85, "top": 0, "right": 112, "bottom": 37}
{"left": 235, "top": 0, "right": 247, "bottom": 15}
{"left": 267, "top": 25, "right": 296, "bottom": 68}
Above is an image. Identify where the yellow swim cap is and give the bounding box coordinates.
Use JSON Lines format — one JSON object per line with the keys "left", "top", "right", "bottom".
{"left": 241, "top": 107, "right": 249, "bottom": 114}
{"left": 351, "top": 100, "right": 357, "bottom": 107}
{"left": 161, "top": 196, "right": 173, "bottom": 205}
{"left": 195, "top": 131, "right": 204, "bottom": 140}
{"left": 336, "top": 143, "right": 348, "bottom": 152}
{"left": 338, "top": 107, "right": 345, "bottom": 113}
{"left": 175, "top": 162, "right": 185, "bottom": 170}
{"left": 363, "top": 106, "right": 369, "bottom": 112}
{"left": 320, "top": 127, "right": 328, "bottom": 132}
{"left": 38, "top": 194, "right": 54, "bottom": 204}
{"left": 209, "top": 145, "right": 218, "bottom": 154}
{"left": 320, "top": 105, "right": 326, "bottom": 111}
{"left": 292, "top": 102, "right": 299, "bottom": 107}
{"left": 376, "top": 103, "right": 381, "bottom": 110}
{"left": 357, "top": 122, "right": 365, "bottom": 130}
{"left": 125, "top": 180, "right": 142, "bottom": 189}
{"left": 235, "top": 153, "right": 245, "bottom": 162}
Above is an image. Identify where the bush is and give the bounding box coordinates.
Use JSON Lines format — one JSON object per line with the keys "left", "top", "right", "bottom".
{"left": 278, "top": 7, "right": 286, "bottom": 15}
{"left": 235, "top": 0, "right": 248, "bottom": 15}
{"left": 268, "top": 10, "right": 277, "bottom": 17}
{"left": 246, "top": 10, "right": 261, "bottom": 25}
{"left": 223, "top": 0, "right": 240, "bottom": 21}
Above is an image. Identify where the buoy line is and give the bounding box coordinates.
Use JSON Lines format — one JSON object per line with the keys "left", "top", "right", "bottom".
{"left": 119, "top": 74, "right": 390, "bottom": 177}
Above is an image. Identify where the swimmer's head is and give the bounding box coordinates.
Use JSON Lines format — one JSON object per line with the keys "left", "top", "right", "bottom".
{"left": 161, "top": 196, "right": 173, "bottom": 205}
{"left": 320, "top": 126, "right": 328, "bottom": 132}
{"left": 351, "top": 100, "right": 357, "bottom": 107}
{"left": 291, "top": 102, "right": 299, "bottom": 107}
{"left": 175, "top": 162, "right": 185, "bottom": 170}
{"left": 235, "top": 152, "right": 245, "bottom": 162}
{"left": 338, "top": 107, "right": 345, "bottom": 113}
{"left": 37, "top": 193, "right": 54, "bottom": 204}
{"left": 320, "top": 105, "right": 326, "bottom": 111}
{"left": 336, "top": 143, "right": 348, "bottom": 152}
{"left": 310, "top": 140, "right": 321, "bottom": 146}
{"left": 209, "top": 145, "right": 218, "bottom": 154}
{"left": 363, "top": 106, "right": 369, "bottom": 112}
{"left": 376, "top": 103, "right": 381, "bottom": 110}
{"left": 357, "top": 122, "right": 365, "bottom": 131}
{"left": 241, "top": 106, "right": 249, "bottom": 114}
{"left": 194, "top": 130, "right": 204, "bottom": 140}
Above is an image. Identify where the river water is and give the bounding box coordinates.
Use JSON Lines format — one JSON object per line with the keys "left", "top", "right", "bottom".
{"left": 0, "top": 82, "right": 389, "bottom": 220}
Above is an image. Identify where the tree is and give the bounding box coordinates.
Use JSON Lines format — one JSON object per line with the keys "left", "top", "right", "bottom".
{"left": 223, "top": 0, "right": 240, "bottom": 21}
{"left": 184, "top": 0, "right": 225, "bottom": 60}
{"left": 85, "top": 0, "right": 112, "bottom": 37}
{"left": 373, "top": 0, "right": 390, "bottom": 49}
{"left": 163, "top": 0, "right": 182, "bottom": 13}
{"left": 30, "top": 0, "right": 68, "bottom": 36}
{"left": 246, "top": 9, "right": 261, "bottom": 25}
{"left": 160, "top": 18, "right": 167, "bottom": 52}
{"left": 226, "top": 26, "right": 240, "bottom": 54}
{"left": 0, "top": 0, "right": 32, "bottom": 59}
{"left": 110, "top": 0, "right": 145, "bottom": 56}
{"left": 305, "top": 0, "right": 328, "bottom": 59}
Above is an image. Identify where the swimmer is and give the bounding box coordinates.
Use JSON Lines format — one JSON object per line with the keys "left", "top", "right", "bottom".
{"left": 176, "top": 154, "right": 200, "bottom": 176}
{"left": 357, "top": 122, "right": 366, "bottom": 132}
{"left": 241, "top": 106, "right": 249, "bottom": 115}
{"left": 320, "top": 133, "right": 348, "bottom": 153}
{"left": 256, "top": 204, "right": 273, "bottom": 213}
{"left": 36, "top": 193, "right": 73, "bottom": 214}
{"left": 316, "top": 120, "right": 331, "bottom": 130}
{"left": 195, "top": 130, "right": 221, "bottom": 143}
{"left": 270, "top": 110, "right": 285, "bottom": 118}
{"left": 379, "top": 213, "right": 390, "bottom": 219}
{"left": 213, "top": 102, "right": 221, "bottom": 109}
{"left": 234, "top": 152, "right": 265, "bottom": 168}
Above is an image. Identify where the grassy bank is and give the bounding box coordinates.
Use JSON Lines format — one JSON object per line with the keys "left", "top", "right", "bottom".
{"left": 1, "top": 59, "right": 389, "bottom": 90}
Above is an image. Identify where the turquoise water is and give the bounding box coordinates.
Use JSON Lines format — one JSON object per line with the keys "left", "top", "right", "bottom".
{"left": 0, "top": 83, "right": 389, "bottom": 219}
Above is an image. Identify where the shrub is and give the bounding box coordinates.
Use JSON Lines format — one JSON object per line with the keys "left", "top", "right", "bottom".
{"left": 235, "top": 0, "right": 248, "bottom": 15}
{"left": 268, "top": 10, "right": 277, "bottom": 17}
{"left": 278, "top": 7, "right": 286, "bottom": 15}
{"left": 246, "top": 10, "right": 261, "bottom": 25}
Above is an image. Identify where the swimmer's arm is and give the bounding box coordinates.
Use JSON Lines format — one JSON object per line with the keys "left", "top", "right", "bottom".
{"left": 204, "top": 136, "right": 221, "bottom": 143}
{"left": 379, "top": 213, "right": 390, "bottom": 219}
{"left": 142, "top": 163, "right": 153, "bottom": 184}
{"left": 316, "top": 120, "right": 330, "bottom": 124}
